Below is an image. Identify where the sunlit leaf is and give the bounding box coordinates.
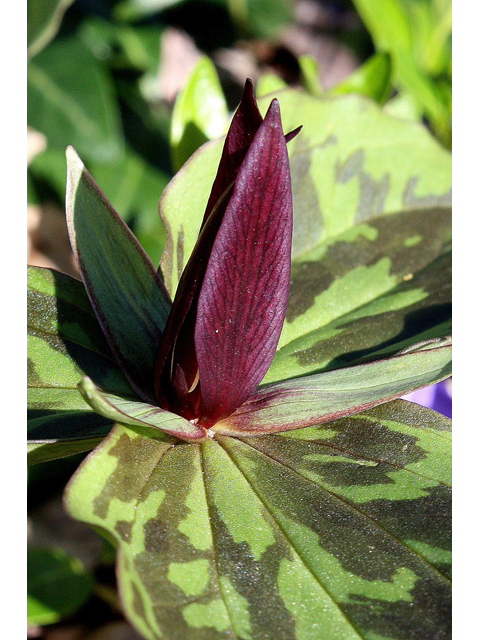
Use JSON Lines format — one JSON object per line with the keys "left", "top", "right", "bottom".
{"left": 329, "top": 52, "right": 392, "bottom": 103}
{"left": 215, "top": 340, "right": 451, "bottom": 435}
{"left": 77, "top": 376, "right": 207, "bottom": 442}
{"left": 170, "top": 56, "right": 229, "bottom": 172}
{"left": 160, "top": 89, "right": 451, "bottom": 299}
{"left": 65, "top": 400, "right": 450, "bottom": 639}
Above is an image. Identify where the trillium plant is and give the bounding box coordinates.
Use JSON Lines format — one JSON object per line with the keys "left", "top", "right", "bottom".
{"left": 28, "top": 80, "right": 452, "bottom": 639}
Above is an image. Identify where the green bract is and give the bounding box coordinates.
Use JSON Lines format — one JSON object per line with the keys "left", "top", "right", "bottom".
{"left": 28, "top": 85, "right": 451, "bottom": 639}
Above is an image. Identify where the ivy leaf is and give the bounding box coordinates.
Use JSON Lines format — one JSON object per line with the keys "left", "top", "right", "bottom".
{"left": 65, "top": 400, "right": 451, "bottom": 639}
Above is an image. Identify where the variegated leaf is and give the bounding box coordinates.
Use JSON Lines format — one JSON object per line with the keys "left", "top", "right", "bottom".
{"left": 65, "top": 399, "right": 450, "bottom": 640}
{"left": 214, "top": 339, "right": 451, "bottom": 436}
{"left": 159, "top": 89, "right": 451, "bottom": 299}
{"left": 158, "top": 89, "right": 451, "bottom": 387}
{"left": 27, "top": 266, "right": 134, "bottom": 463}
{"left": 78, "top": 377, "right": 207, "bottom": 442}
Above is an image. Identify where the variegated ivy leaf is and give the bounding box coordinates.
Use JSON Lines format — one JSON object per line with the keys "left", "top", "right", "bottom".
{"left": 65, "top": 400, "right": 451, "bottom": 640}
{"left": 159, "top": 88, "right": 451, "bottom": 385}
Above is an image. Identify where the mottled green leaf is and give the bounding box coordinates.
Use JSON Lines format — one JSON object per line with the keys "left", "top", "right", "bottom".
{"left": 66, "top": 147, "right": 171, "bottom": 404}
{"left": 329, "top": 52, "right": 392, "bottom": 103}
{"left": 78, "top": 376, "right": 207, "bottom": 442}
{"left": 215, "top": 340, "right": 451, "bottom": 436}
{"left": 28, "top": 547, "right": 93, "bottom": 626}
{"left": 65, "top": 400, "right": 450, "bottom": 639}
{"left": 159, "top": 89, "right": 451, "bottom": 300}
{"left": 158, "top": 89, "right": 451, "bottom": 386}
{"left": 170, "top": 56, "right": 228, "bottom": 172}
{"left": 27, "top": 35, "right": 124, "bottom": 162}
{"left": 27, "top": 266, "right": 130, "bottom": 463}
{"left": 27, "top": 266, "right": 133, "bottom": 395}
{"left": 267, "top": 245, "right": 451, "bottom": 382}
{"left": 27, "top": 0, "right": 74, "bottom": 59}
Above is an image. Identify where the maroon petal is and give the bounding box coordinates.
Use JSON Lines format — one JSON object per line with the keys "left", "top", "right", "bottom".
{"left": 200, "top": 79, "right": 264, "bottom": 230}
{"left": 153, "top": 80, "right": 267, "bottom": 419}
{"left": 195, "top": 99, "right": 293, "bottom": 427}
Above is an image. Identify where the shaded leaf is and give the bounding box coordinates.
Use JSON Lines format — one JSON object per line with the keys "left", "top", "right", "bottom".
{"left": 214, "top": 340, "right": 451, "bottom": 435}
{"left": 27, "top": 0, "right": 74, "bottom": 59}
{"left": 27, "top": 35, "right": 124, "bottom": 162}
{"left": 28, "top": 547, "right": 93, "bottom": 626}
{"left": 78, "top": 376, "right": 207, "bottom": 442}
{"left": 27, "top": 266, "right": 133, "bottom": 396}
{"left": 65, "top": 400, "right": 450, "bottom": 639}
{"left": 66, "top": 147, "right": 171, "bottom": 404}
{"left": 27, "top": 266, "right": 131, "bottom": 464}
{"left": 170, "top": 56, "right": 229, "bottom": 172}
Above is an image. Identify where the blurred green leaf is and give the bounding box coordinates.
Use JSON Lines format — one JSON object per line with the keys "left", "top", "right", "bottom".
{"left": 27, "top": 0, "right": 74, "bottom": 59}
{"left": 27, "top": 35, "right": 125, "bottom": 162}
{"left": 170, "top": 56, "right": 229, "bottom": 172}
{"left": 114, "top": 0, "right": 186, "bottom": 22}
{"left": 298, "top": 54, "right": 322, "bottom": 96}
{"left": 256, "top": 72, "right": 288, "bottom": 97}
{"left": 350, "top": 0, "right": 451, "bottom": 146}
{"left": 227, "top": 0, "right": 293, "bottom": 37}
{"left": 329, "top": 52, "right": 392, "bottom": 104}
{"left": 27, "top": 547, "right": 93, "bottom": 626}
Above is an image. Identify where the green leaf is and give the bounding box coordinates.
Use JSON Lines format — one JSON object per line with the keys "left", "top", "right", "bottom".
{"left": 298, "top": 55, "right": 322, "bottom": 96}
{"left": 66, "top": 147, "right": 171, "bottom": 404}
{"left": 27, "top": 34, "right": 125, "bottom": 162}
{"left": 160, "top": 89, "right": 451, "bottom": 300}
{"left": 350, "top": 0, "right": 450, "bottom": 143}
{"left": 329, "top": 52, "right": 392, "bottom": 103}
{"left": 159, "top": 88, "right": 451, "bottom": 385}
{"left": 28, "top": 266, "right": 133, "bottom": 393}
{"left": 28, "top": 547, "right": 93, "bottom": 626}
{"left": 27, "top": 266, "right": 130, "bottom": 464}
{"left": 214, "top": 340, "right": 451, "bottom": 435}
{"left": 77, "top": 376, "right": 207, "bottom": 442}
{"left": 65, "top": 400, "right": 450, "bottom": 639}
{"left": 256, "top": 73, "right": 288, "bottom": 98}
{"left": 27, "top": 0, "right": 74, "bottom": 59}
{"left": 170, "top": 56, "right": 229, "bottom": 173}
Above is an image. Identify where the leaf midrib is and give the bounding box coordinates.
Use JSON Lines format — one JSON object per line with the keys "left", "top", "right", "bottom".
{"left": 229, "top": 435, "right": 451, "bottom": 585}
